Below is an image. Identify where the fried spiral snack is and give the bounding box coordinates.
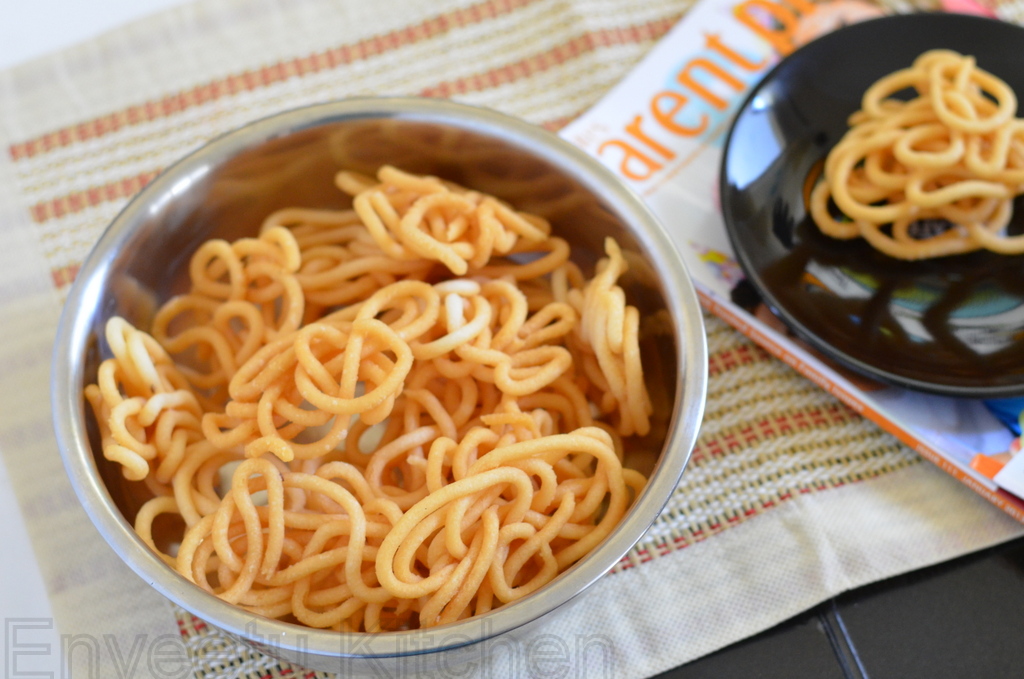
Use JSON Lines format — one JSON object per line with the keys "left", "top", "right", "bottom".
{"left": 810, "top": 49, "right": 1024, "bottom": 259}
{"left": 85, "top": 165, "right": 660, "bottom": 631}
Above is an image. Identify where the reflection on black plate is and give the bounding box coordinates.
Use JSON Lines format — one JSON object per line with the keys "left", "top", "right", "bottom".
{"left": 719, "top": 12, "right": 1024, "bottom": 398}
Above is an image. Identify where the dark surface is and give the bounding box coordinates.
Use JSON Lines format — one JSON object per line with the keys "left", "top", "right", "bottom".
{"left": 659, "top": 535, "right": 1024, "bottom": 679}
{"left": 718, "top": 13, "right": 1024, "bottom": 398}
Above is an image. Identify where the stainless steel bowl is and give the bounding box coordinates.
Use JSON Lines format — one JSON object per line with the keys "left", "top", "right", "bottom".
{"left": 51, "top": 97, "right": 707, "bottom": 675}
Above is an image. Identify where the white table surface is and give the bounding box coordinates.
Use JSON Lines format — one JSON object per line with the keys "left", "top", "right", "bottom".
{"left": 0, "top": 0, "right": 188, "bottom": 70}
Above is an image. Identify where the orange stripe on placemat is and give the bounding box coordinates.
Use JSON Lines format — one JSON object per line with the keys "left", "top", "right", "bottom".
{"left": 7, "top": 0, "right": 541, "bottom": 162}
{"left": 419, "top": 17, "right": 676, "bottom": 98}
{"left": 29, "top": 170, "right": 161, "bottom": 223}
{"left": 707, "top": 343, "right": 768, "bottom": 376}
{"left": 695, "top": 403, "right": 858, "bottom": 460}
{"left": 51, "top": 263, "right": 81, "bottom": 289}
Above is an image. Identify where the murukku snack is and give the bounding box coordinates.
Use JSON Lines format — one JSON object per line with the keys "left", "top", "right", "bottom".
{"left": 84, "top": 165, "right": 661, "bottom": 632}
{"left": 810, "top": 49, "right": 1024, "bottom": 259}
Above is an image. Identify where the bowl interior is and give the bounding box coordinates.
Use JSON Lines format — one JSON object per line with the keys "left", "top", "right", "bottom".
{"left": 57, "top": 99, "right": 706, "bottom": 660}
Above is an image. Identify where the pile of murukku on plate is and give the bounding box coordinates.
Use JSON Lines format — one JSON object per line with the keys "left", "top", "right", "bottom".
{"left": 810, "top": 49, "right": 1024, "bottom": 259}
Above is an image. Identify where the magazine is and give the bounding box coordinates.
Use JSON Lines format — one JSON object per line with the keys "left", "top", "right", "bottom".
{"left": 558, "top": 0, "right": 1024, "bottom": 521}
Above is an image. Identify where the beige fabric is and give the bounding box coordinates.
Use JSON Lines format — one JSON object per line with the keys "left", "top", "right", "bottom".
{"left": 1, "top": 0, "right": 1022, "bottom": 677}
{"left": 0, "top": 142, "right": 180, "bottom": 678}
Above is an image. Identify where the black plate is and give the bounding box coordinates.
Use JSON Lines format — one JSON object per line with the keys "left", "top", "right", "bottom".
{"left": 719, "top": 12, "right": 1024, "bottom": 398}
